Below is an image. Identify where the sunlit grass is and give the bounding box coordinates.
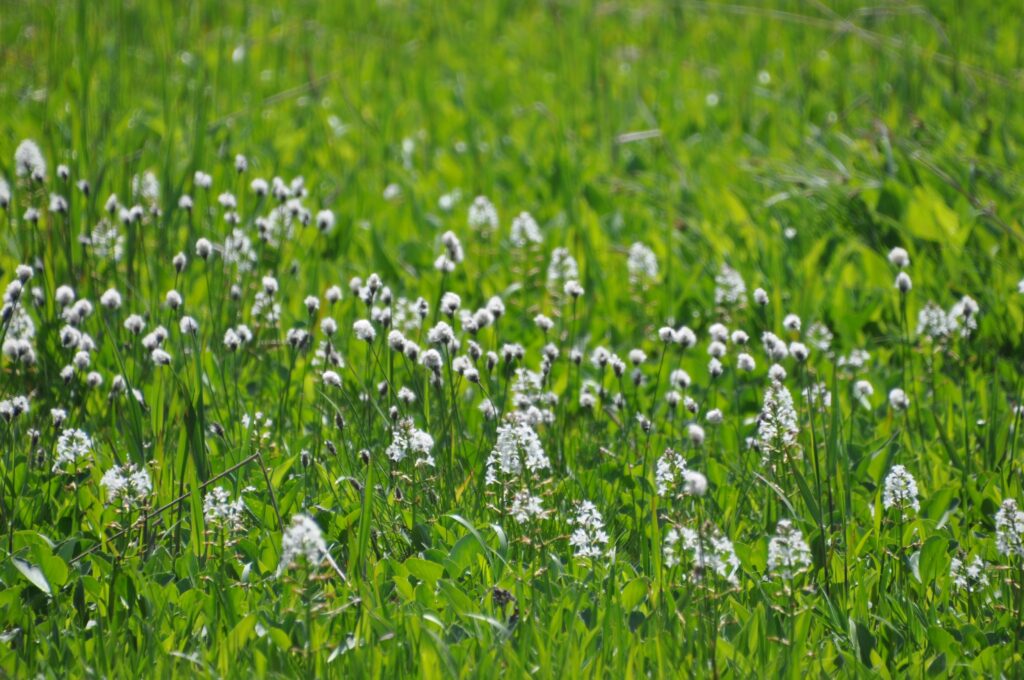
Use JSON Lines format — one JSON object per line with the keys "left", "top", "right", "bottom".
{"left": 1, "top": 1, "right": 1024, "bottom": 676}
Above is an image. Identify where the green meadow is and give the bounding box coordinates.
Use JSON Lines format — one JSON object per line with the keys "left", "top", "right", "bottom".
{"left": 1, "top": 1, "right": 1024, "bottom": 676}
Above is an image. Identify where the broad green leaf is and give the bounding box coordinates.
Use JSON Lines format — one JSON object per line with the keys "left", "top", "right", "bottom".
{"left": 405, "top": 557, "right": 444, "bottom": 587}
{"left": 905, "top": 185, "right": 968, "bottom": 248}
{"left": 13, "top": 557, "right": 50, "bottom": 595}
{"left": 620, "top": 578, "right": 648, "bottom": 611}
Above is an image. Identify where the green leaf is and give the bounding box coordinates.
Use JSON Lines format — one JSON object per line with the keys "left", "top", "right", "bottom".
{"left": 228, "top": 613, "right": 258, "bottom": 652}
{"left": 850, "top": 617, "right": 875, "bottom": 666}
{"left": 448, "top": 533, "right": 482, "bottom": 574}
{"left": 790, "top": 467, "right": 821, "bottom": 526}
{"left": 13, "top": 557, "right": 50, "bottom": 595}
{"left": 905, "top": 185, "right": 968, "bottom": 248}
{"left": 620, "top": 578, "right": 648, "bottom": 611}
{"left": 267, "top": 627, "right": 292, "bottom": 653}
{"left": 437, "top": 580, "right": 476, "bottom": 614}
{"left": 927, "top": 625, "right": 958, "bottom": 659}
{"left": 446, "top": 514, "right": 502, "bottom": 577}
{"left": 921, "top": 487, "right": 957, "bottom": 527}
{"left": 405, "top": 557, "right": 444, "bottom": 587}
{"left": 917, "top": 536, "right": 949, "bottom": 585}
{"left": 33, "top": 544, "right": 68, "bottom": 590}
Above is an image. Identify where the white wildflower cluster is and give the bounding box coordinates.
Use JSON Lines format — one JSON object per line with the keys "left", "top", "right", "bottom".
{"left": 757, "top": 379, "right": 800, "bottom": 467}
{"left": 995, "top": 499, "right": 1024, "bottom": 558}
{"left": 947, "top": 296, "right": 980, "bottom": 338}
{"left": 2, "top": 290, "right": 36, "bottom": 365}
{"left": 485, "top": 416, "right": 549, "bottom": 485}
{"left": 204, "top": 487, "right": 247, "bottom": 534}
{"left": 714, "top": 264, "right": 746, "bottom": 307}
{"left": 761, "top": 332, "right": 788, "bottom": 362}
{"left": 278, "top": 514, "right": 327, "bottom": 575}
{"left": 509, "top": 489, "right": 546, "bottom": 525}
{"left": 882, "top": 465, "right": 920, "bottom": 516}
{"left": 837, "top": 349, "right": 870, "bottom": 372}
{"left": 254, "top": 207, "right": 298, "bottom": 249}
{"left": 223, "top": 324, "right": 254, "bottom": 352}
{"left": 663, "top": 524, "right": 739, "bottom": 584}
{"left": 222, "top": 228, "right": 258, "bottom": 272}
{"left": 252, "top": 287, "right": 281, "bottom": 325}
{"left": 5, "top": 134, "right": 1021, "bottom": 656}
{"left": 87, "top": 221, "right": 125, "bottom": 261}
{"left": 509, "top": 368, "right": 558, "bottom": 425}
{"left": 510, "top": 211, "right": 542, "bottom": 247}
{"left": 568, "top": 500, "right": 609, "bottom": 559}
{"left": 916, "top": 296, "right": 980, "bottom": 341}
{"left": 385, "top": 418, "right": 435, "bottom": 467}
{"left": 656, "top": 448, "right": 686, "bottom": 496}
{"left": 887, "top": 247, "right": 912, "bottom": 292}
{"left": 547, "top": 247, "right": 579, "bottom": 287}
{"left": 100, "top": 463, "right": 152, "bottom": 509}
{"left": 766, "top": 519, "right": 812, "bottom": 579}
{"left": 392, "top": 297, "right": 427, "bottom": 332}
{"left": 801, "top": 382, "right": 831, "bottom": 410}
{"left": 240, "top": 411, "right": 274, "bottom": 442}
{"left": 53, "top": 428, "right": 93, "bottom": 473}
{"left": 626, "top": 242, "right": 658, "bottom": 286}
{"left": 949, "top": 555, "right": 989, "bottom": 593}
{"left": 468, "top": 195, "right": 499, "bottom": 236}
{"left": 915, "top": 302, "right": 954, "bottom": 339}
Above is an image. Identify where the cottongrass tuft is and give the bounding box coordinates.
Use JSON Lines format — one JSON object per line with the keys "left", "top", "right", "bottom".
{"left": 888, "top": 388, "right": 910, "bottom": 411}
{"left": 353, "top": 319, "right": 376, "bottom": 342}
{"left": 14, "top": 139, "right": 46, "bottom": 180}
